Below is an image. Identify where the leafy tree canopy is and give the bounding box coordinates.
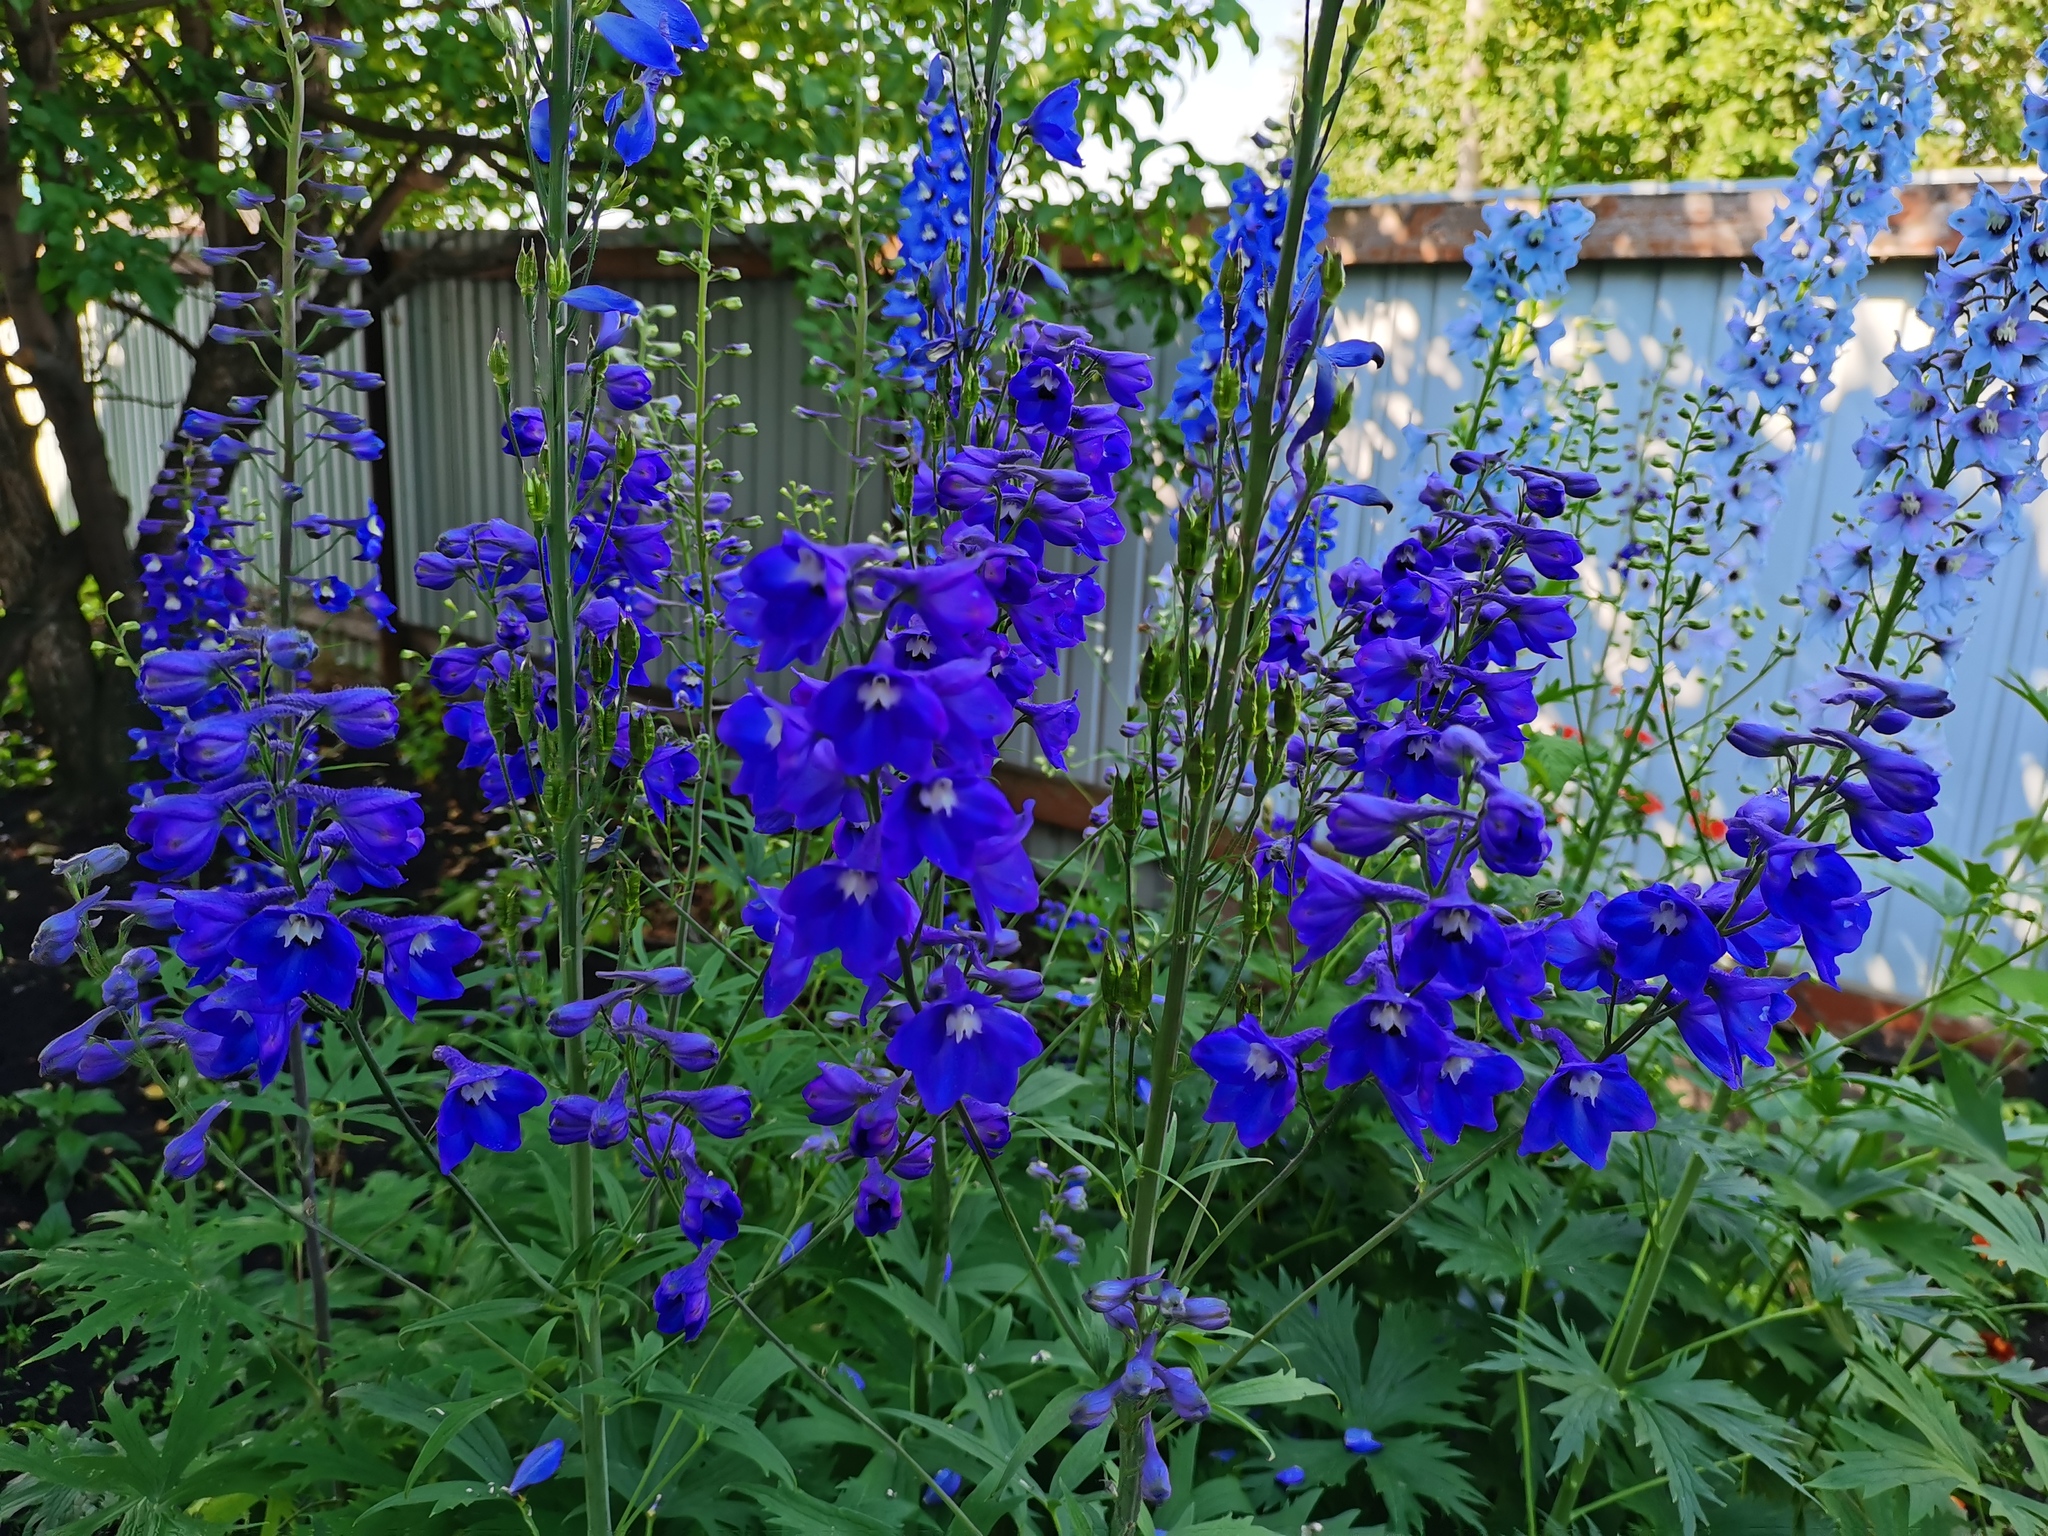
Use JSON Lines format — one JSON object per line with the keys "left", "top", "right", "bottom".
{"left": 1328, "top": 0, "right": 2048, "bottom": 194}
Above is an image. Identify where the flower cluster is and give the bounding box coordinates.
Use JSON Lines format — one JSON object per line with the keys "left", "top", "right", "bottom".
{"left": 1068, "top": 1273, "right": 1233, "bottom": 1508}
{"left": 629, "top": 58, "right": 1142, "bottom": 1330}
{"left": 1162, "top": 173, "right": 1953, "bottom": 1176}
{"left": 1805, "top": 160, "right": 2048, "bottom": 658}
{"left": 1442, "top": 199, "right": 1596, "bottom": 451}
{"left": 1699, "top": 5, "right": 1945, "bottom": 617}
{"left": 31, "top": 21, "right": 444, "bottom": 1193}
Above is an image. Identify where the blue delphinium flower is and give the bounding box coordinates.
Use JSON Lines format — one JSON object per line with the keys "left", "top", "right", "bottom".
{"left": 1520, "top": 1031, "right": 1657, "bottom": 1169}
{"left": 1022, "top": 80, "right": 1083, "bottom": 166}
{"left": 434, "top": 1046, "right": 548, "bottom": 1173}
{"left": 506, "top": 1438, "right": 564, "bottom": 1494}
{"left": 163, "top": 1100, "right": 231, "bottom": 1179}
{"left": 1189, "top": 1016, "right": 1323, "bottom": 1147}
{"left": 1598, "top": 883, "right": 1725, "bottom": 996}
{"left": 886, "top": 974, "right": 1041, "bottom": 1111}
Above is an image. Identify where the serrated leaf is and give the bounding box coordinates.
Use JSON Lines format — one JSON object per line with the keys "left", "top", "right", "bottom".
{"left": 361, "top": 1480, "right": 497, "bottom": 1517}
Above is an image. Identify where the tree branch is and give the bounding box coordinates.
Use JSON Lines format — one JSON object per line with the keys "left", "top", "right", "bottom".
{"left": 97, "top": 296, "right": 198, "bottom": 358}
{"left": 307, "top": 102, "right": 517, "bottom": 159}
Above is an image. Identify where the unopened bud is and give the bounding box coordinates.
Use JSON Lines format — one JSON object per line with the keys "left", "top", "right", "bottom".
{"left": 1177, "top": 512, "right": 1209, "bottom": 579}
{"left": 488, "top": 335, "right": 512, "bottom": 390}
{"left": 1218, "top": 253, "right": 1244, "bottom": 304}
{"left": 1273, "top": 678, "right": 1300, "bottom": 742}
{"left": 1213, "top": 364, "right": 1240, "bottom": 419}
{"left": 1213, "top": 547, "right": 1244, "bottom": 605}
{"left": 515, "top": 245, "right": 539, "bottom": 300}
{"left": 1139, "top": 642, "right": 1176, "bottom": 708}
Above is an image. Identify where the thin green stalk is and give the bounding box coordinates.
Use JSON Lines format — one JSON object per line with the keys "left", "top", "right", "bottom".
{"left": 1216, "top": 1133, "right": 1511, "bottom": 1378}
{"left": 1517, "top": 1268, "right": 1538, "bottom": 1536}
{"left": 536, "top": 5, "right": 606, "bottom": 1527}
{"left": 1550, "top": 1153, "right": 1705, "bottom": 1532}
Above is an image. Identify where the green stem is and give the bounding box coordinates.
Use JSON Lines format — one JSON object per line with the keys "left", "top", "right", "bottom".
{"left": 1216, "top": 1133, "right": 1510, "bottom": 1378}
{"left": 537, "top": 4, "right": 606, "bottom": 1527}
{"left": 1123, "top": 0, "right": 1349, "bottom": 1292}
{"left": 1549, "top": 1153, "right": 1704, "bottom": 1532}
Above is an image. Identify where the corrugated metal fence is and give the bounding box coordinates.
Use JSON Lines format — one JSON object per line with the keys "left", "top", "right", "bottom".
{"left": 83, "top": 180, "right": 2048, "bottom": 996}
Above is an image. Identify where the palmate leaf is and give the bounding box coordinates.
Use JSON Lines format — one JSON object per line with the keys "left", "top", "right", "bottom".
{"left": 1363, "top": 1429, "right": 1485, "bottom": 1533}
{"left": 1801, "top": 1234, "right": 1943, "bottom": 1326}
{"left": 1629, "top": 1354, "right": 1805, "bottom": 1532}
{"left": 1358, "top": 1301, "right": 1473, "bottom": 1432}
{"left": 1938, "top": 1170, "right": 2048, "bottom": 1278}
{"left": 1477, "top": 1315, "right": 1618, "bottom": 1472}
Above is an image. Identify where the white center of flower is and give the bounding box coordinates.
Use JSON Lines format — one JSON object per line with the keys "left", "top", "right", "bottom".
{"left": 1434, "top": 907, "right": 1477, "bottom": 942}
{"left": 408, "top": 930, "right": 437, "bottom": 957}
{"left": 1791, "top": 847, "right": 1820, "bottom": 879}
{"left": 1568, "top": 1069, "right": 1603, "bottom": 1103}
{"left": 1649, "top": 899, "right": 1686, "bottom": 935}
{"left": 1369, "top": 1002, "right": 1408, "bottom": 1036}
{"left": 857, "top": 674, "right": 901, "bottom": 711}
{"left": 836, "top": 868, "right": 878, "bottom": 903}
{"left": 945, "top": 1005, "right": 983, "bottom": 1042}
{"left": 1997, "top": 318, "right": 2020, "bottom": 345}
{"left": 903, "top": 632, "right": 935, "bottom": 660}
{"left": 1899, "top": 491, "right": 1921, "bottom": 517}
{"left": 1405, "top": 736, "right": 1432, "bottom": 760}
{"left": 280, "top": 913, "right": 325, "bottom": 947}
{"left": 795, "top": 546, "right": 826, "bottom": 589}
{"left": 1442, "top": 1054, "right": 1474, "bottom": 1084}
{"left": 1245, "top": 1042, "right": 1281, "bottom": 1079}
{"left": 920, "top": 778, "right": 959, "bottom": 814}
{"left": 458, "top": 1076, "right": 498, "bottom": 1105}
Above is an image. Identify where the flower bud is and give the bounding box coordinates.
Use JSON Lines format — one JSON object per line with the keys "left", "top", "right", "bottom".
{"left": 1138, "top": 642, "right": 1176, "bottom": 708}
{"left": 1177, "top": 512, "right": 1208, "bottom": 579}
{"left": 1212, "top": 363, "right": 1240, "bottom": 418}
{"left": 515, "top": 245, "right": 538, "bottom": 300}
{"left": 1112, "top": 771, "right": 1143, "bottom": 837}
{"left": 1321, "top": 247, "right": 1345, "bottom": 300}
{"left": 1213, "top": 546, "right": 1243, "bottom": 605}
{"left": 1272, "top": 678, "right": 1300, "bottom": 742}
{"left": 489, "top": 335, "right": 512, "bottom": 389}
{"left": 1218, "top": 253, "right": 1244, "bottom": 304}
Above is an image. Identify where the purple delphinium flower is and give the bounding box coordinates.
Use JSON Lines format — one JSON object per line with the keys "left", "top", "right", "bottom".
{"left": 722, "top": 533, "right": 855, "bottom": 670}
{"left": 1520, "top": 1029, "right": 1656, "bottom": 1169}
{"left": 1286, "top": 847, "right": 1425, "bottom": 965}
{"left": 358, "top": 913, "right": 481, "bottom": 1019}
{"left": 549, "top": 1073, "right": 632, "bottom": 1148}
{"left": 885, "top": 977, "right": 1041, "bottom": 1111}
{"left": 1675, "top": 972, "right": 1796, "bottom": 1088}
{"left": 1599, "top": 882, "right": 1724, "bottom": 996}
{"left": 1393, "top": 1037, "right": 1525, "bottom": 1154}
{"left": 653, "top": 1239, "right": 722, "bottom": 1339}
{"left": 854, "top": 1159, "right": 903, "bottom": 1236}
{"left": 1188, "top": 1016, "right": 1322, "bottom": 1147}
{"left": 162, "top": 1099, "right": 231, "bottom": 1179}
{"left": 434, "top": 1045, "right": 547, "bottom": 1173}
{"left": 1396, "top": 879, "right": 1507, "bottom": 996}
{"left": 230, "top": 885, "right": 363, "bottom": 1008}
{"left": 1325, "top": 970, "right": 1452, "bottom": 1096}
